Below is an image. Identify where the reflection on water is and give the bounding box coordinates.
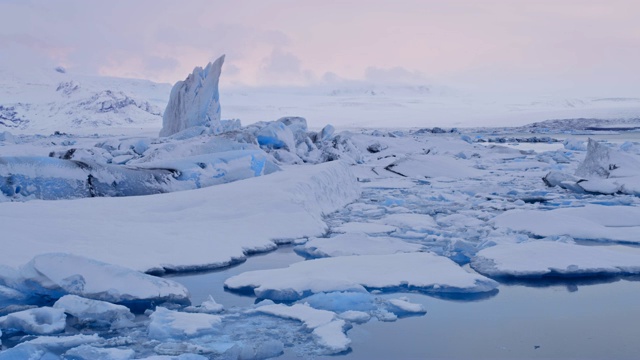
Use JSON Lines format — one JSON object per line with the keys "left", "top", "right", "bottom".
{"left": 312, "top": 280, "right": 640, "bottom": 360}
{"left": 171, "top": 247, "right": 640, "bottom": 359}
{"left": 167, "top": 245, "right": 304, "bottom": 307}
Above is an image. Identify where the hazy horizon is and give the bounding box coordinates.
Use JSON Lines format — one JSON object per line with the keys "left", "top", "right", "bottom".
{"left": 2, "top": 0, "right": 639, "bottom": 98}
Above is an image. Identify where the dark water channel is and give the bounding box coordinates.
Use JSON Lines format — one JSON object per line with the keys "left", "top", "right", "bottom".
{"left": 170, "top": 247, "right": 640, "bottom": 360}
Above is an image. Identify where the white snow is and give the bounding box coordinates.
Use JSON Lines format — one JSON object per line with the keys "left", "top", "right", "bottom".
{"left": 148, "top": 307, "right": 222, "bottom": 340}
{"left": 0, "top": 161, "right": 360, "bottom": 272}
{"left": 18, "top": 253, "right": 189, "bottom": 305}
{"left": 160, "top": 56, "right": 225, "bottom": 137}
{"left": 225, "top": 252, "right": 498, "bottom": 301}
{"left": 296, "top": 233, "right": 423, "bottom": 258}
{"left": 471, "top": 241, "right": 640, "bottom": 277}
{"left": 493, "top": 205, "right": 640, "bottom": 243}
{"left": 0, "top": 307, "right": 66, "bottom": 335}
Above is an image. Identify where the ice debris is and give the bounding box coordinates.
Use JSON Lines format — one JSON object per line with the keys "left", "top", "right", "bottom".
{"left": 53, "top": 295, "right": 134, "bottom": 326}
{"left": 148, "top": 307, "right": 222, "bottom": 340}
{"left": 0, "top": 306, "right": 66, "bottom": 335}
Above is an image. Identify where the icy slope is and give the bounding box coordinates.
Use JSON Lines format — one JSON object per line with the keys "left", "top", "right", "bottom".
{"left": 0, "top": 161, "right": 360, "bottom": 273}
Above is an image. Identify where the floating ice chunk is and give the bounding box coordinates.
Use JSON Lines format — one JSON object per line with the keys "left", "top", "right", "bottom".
{"left": 471, "top": 241, "right": 640, "bottom": 277}
{"left": 148, "top": 307, "right": 221, "bottom": 340}
{"left": 136, "top": 355, "right": 208, "bottom": 360}
{"left": 19, "top": 253, "right": 190, "bottom": 306}
{"left": 160, "top": 55, "right": 225, "bottom": 137}
{"left": 256, "top": 121, "right": 296, "bottom": 151}
{"left": 338, "top": 310, "right": 371, "bottom": 323}
{"left": 255, "top": 303, "right": 350, "bottom": 353}
{"left": 0, "top": 334, "right": 101, "bottom": 360}
{"left": 542, "top": 171, "right": 584, "bottom": 192}
{"left": 53, "top": 295, "right": 134, "bottom": 325}
{"left": 386, "top": 297, "right": 426, "bottom": 316}
{"left": 0, "top": 307, "right": 66, "bottom": 335}
{"left": 375, "top": 213, "right": 437, "bottom": 233}
{"left": 563, "top": 138, "right": 587, "bottom": 151}
{"left": 183, "top": 295, "right": 224, "bottom": 314}
{"left": 295, "top": 233, "right": 423, "bottom": 258}
{"left": 225, "top": 252, "right": 498, "bottom": 301}
{"left": 493, "top": 205, "right": 640, "bottom": 244}
{"left": 64, "top": 345, "right": 135, "bottom": 360}
{"left": 333, "top": 221, "right": 397, "bottom": 234}
{"left": 303, "top": 292, "right": 376, "bottom": 312}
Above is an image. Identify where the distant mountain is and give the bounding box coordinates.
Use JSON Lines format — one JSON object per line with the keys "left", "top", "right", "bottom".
{"left": 0, "top": 67, "right": 171, "bottom": 134}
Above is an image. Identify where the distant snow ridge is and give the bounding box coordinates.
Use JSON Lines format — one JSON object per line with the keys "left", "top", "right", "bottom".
{"left": 160, "top": 55, "right": 225, "bottom": 137}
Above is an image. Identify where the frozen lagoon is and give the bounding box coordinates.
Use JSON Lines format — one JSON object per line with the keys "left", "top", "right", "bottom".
{"left": 2, "top": 127, "right": 640, "bottom": 358}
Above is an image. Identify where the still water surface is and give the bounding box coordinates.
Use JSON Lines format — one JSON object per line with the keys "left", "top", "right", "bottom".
{"left": 171, "top": 247, "right": 640, "bottom": 359}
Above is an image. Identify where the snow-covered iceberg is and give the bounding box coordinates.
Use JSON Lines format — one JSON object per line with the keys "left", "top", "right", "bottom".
{"left": 225, "top": 252, "right": 498, "bottom": 301}
{"left": 295, "top": 233, "right": 423, "bottom": 258}
{"left": 471, "top": 241, "right": 640, "bottom": 278}
{"left": 160, "top": 55, "right": 225, "bottom": 137}
{"left": 0, "top": 161, "right": 360, "bottom": 272}
{"left": 493, "top": 205, "right": 640, "bottom": 244}
{"left": 16, "top": 253, "right": 190, "bottom": 307}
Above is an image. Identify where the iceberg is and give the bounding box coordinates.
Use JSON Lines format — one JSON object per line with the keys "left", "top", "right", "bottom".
{"left": 0, "top": 161, "right": 359, "bottom": 273}
{"left": 225, "top": 252, "right": 498, "bottom": 301}
{"left": 64, "top": 345, "right": 135, "bottom": 360}
{"left": 160, "top": 55, "right": 225, "bottom": 137}
{"left": 0, "top": 306, "right": 66, "bottom": 335}
{"left": 18, "top": 253, "right": 190, "bottom": 307}
{"left": 53, "top": 295, "right": 134, "bottom": 326}
{"left": 471, "top": 241, "right": 640, "bottom": 277}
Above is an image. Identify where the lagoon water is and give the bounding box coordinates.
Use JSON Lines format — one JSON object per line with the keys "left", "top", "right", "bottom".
{"left": 171, "top": 246, "right": 640, "bottom": 359}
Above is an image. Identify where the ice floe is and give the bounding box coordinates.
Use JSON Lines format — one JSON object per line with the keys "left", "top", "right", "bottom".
{"left": 493, "top": 205, "right": 640, "bottom": 243}
{"left": 225, "top": 252, "right": 498, "bottom": 301}
{"left": 471, "top": 241, "right": 640, "bottom": 277}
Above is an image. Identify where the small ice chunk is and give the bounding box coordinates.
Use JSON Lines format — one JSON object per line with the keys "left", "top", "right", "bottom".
{"left": 256, "top": 121, "right": 296, "bottom": 151}
{"left": 53, "top": 295, "right": 134, "bottom": 325}
{"left": 183, "top": 295, "right": 224, "bottom": 314}
{"left": 148, "top": 307, "right": 222, "bottom": 340}
{"left": 338, "top": 310, "right": 371, "bottom": 323}
{"left": 386, "top": 297, "right": 426, "bottom": 316}
{"left": 333, "top": 221, "right": 397, "bottom": 234}
{"left": 0, "top": 307, "right": 66, "bottom": 335}
{"left": 375, "top": 213, "right": 437, "bottom": 233}
{"left": 64, "top": 345, "right": 135, "bottom": 360}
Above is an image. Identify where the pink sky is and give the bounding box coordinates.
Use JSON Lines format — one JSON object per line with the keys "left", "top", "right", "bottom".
{"left": 2, "top": 0, "right": 639, "bottom": 95}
